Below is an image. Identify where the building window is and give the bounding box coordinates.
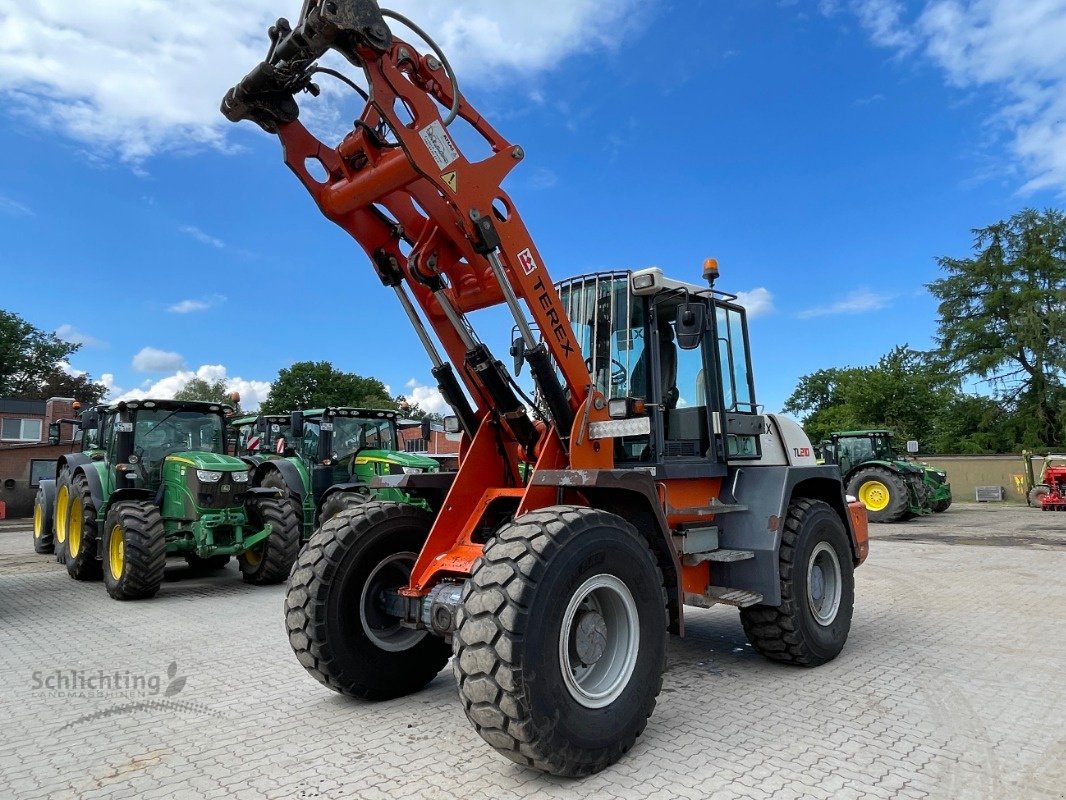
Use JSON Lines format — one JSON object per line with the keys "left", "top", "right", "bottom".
{"left": 1, "top": 418, "right": 42, "bottom": 441}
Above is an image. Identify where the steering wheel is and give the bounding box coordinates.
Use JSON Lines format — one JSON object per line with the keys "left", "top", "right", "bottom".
{"left": 585, "top": 357, "right": 628, "bottom": 388}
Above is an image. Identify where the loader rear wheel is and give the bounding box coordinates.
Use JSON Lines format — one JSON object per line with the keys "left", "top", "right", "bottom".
{"left": 33, "top": 488, "right": 54, "bottom": 554}
{"left": 848, "top": 467, "right": 910, "bottom": 522}
{"left": 454, "top": 506, "right": 668, "bottom": 777}
{"left": 103, "top": 501, "right": 167, "bottom": 601}
{"left": 239, "top": 496, "right": 300, "bottom": 585}
{"left": 285, "top": 502, "right": 451, "bottom": 700}
{"left": 318, "top": 491, "right": 368, "bottom": 525}
{"left": 740, "top": 498, "right": 854, "bottom": 666}
{"left": 1028, "top": 485, "right": 1050, "bottom": 507}
{"left": 66, "top": 472, "right": 102, "bottom": 581}
{"left": 53, "top": 469, "right": 72, "bottom": 564}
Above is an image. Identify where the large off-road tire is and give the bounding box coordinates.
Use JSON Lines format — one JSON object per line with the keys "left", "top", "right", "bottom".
{"left": 740, "top": 498, "right": 855, "bottom": 667}
{"left": 932, "top": 496, "right": 952, "bottom": 513}
{"left": 239, "top": 496, "right": 300, "bottom": 585}
{"left": 286, "top": 501, "right": 451, "bottom": 700}
{"left": 318, "top": 491, "right": 368, "bottom": 526}
{"left": 32, "top": 487, "right": 54, "bottom": 554}
{"left": 1028, "top": 485, "right": 1050, "bottom": 507}
{"left": 185, "top": 554, "right": 231, "bottom": 572}
{"left": 848, "top": 467, "right": 910, "bottom": 523}
{"left": 66, "top": 472, "right": 103, "bottom": 581}
{"left": 102, "top": 501, "right": 167, "bottom": 600}
{"left": 454, "top": 506, "right": 668, "bottom": 778}
{"left": 53, "top": 468, "right": 73, "bottom": 564}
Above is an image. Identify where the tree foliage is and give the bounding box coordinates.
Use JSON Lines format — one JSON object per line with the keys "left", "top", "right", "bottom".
{"left": 174, "top": 377, "right": 240, "bottom": 412}
{"left": 0, "top": 309, "right": 107, "bottom": 404}
{"left": 261, "top": 361, "right": 395, "bottom": 414}
{"left": 929, "top": 208, "right": 1066, "bottom": 447}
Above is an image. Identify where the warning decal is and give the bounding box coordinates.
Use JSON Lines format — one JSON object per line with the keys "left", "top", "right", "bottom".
{"left": 517, "top": 248, "right": 538, "bottom": 275}
{"left": 441, "top": 171, "right": 458, "bottom": 192}
{"left": 419, "top": 120, "right": 460, "bottom": 170}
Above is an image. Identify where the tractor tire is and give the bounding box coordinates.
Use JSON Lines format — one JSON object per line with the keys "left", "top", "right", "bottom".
{"left": 848, "top": 467, "right": 910, "bottom": 523}
{"left": 740, "top": 498, "right": 855, "bottom": 667}
{"left": 53, "top": 468, "right": 73, "bottom": 564}
{"left": 66, "top": 472, "right": 103, "bottom": 581}
{"left": 1028, "top": 485, "right": 1050, "bottom": 507}
{"left": 932, "top": 497, "right": 952, "bottom": 513}
{"left": 239, "top": 496, "right": 300, "bottom": 585}
{"left": 454, "top": 506, "right": 668, "bottom": 778}
{"left": 102, "top": 501, "right": 167, "bottom": 601}
{"left": 32, "top": 487, "right": 54, "bottom": 554}
{"left": 318, "top": 491, "right": 368, "bottom": 526}
{"left": 285, "top": 502, "right": 451, "bottom": 700}
{"left": 185, "top": 554, "right": 231, "bottom": 572}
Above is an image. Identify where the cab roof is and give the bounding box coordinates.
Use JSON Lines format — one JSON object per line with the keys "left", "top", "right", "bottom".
{"left": 107, "top": 398, "right": 233, "bottom": 415}
{"left": 302, "top": 408, "right": 398, "bottom": 420}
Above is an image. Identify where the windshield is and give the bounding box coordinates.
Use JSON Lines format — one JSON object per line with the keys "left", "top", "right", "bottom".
{"left": 134, "top": 410, "right": 225, "bottom": 465}
{"left": 331, "top": 417, "right": 396, "bottom": 460}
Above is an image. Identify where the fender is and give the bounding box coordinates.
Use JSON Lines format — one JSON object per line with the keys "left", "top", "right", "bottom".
{"left": 57, "top": 452, "right": 94, "bottom": 478}
{"left": 253, "top": 459, "right": 306, "bottom": 500}
{"left": 106, "top": 487, "right": 156, "bottom": 510}
{"left": 72, "top": 465, "right": 107, "bottom": 514}
{"left": 320, "top": 482, "right": 371, "bottom": 503}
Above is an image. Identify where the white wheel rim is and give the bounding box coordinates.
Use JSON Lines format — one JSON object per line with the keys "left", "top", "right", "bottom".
{"left": 359, "top": 551, "right": 426, "bottom": 652}
{"left": 807, "top": 542, "right": 842, "bottom": 626}
{"left": 559, "top": 573, "right": 640, "bottom": 709}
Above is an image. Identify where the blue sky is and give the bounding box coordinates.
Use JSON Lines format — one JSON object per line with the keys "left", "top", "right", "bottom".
{"left": 1, "top": 0, "right": 1064, "bottom": 413}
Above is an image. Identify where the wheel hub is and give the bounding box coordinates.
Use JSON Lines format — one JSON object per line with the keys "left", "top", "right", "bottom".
{"left": 359, "top": 551, "right": 426, "bottom": 653}
{"left": 806, "top": 542, "right": 842, "bottom": 627}
{"left": 572, "top": 609, "right": 608, "bottom": 666}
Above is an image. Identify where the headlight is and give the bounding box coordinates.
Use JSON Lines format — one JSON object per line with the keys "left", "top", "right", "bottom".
{"left": 936, "top": 471, "right": 946, "bottom": 478}
{"left": 196, "top": 470, "right": 223, "bottom": 483}
{"left": 401, "top": 466, "right": 423, "bottom": 475}
{"left": 231, "top": 471, "right": 249, "bottom": 483}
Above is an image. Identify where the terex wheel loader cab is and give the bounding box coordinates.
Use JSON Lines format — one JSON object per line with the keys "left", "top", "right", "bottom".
{"left": 60, "top": 399, "right": 300, "bottom": 600}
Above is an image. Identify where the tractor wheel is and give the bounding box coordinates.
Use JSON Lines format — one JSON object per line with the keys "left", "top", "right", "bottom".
{"left": 848, "top": 467, "right": 910, "bottom": 523}
{"left": 53, "top": 468, "right": 72, "bottom": 564}
{"left": 1028, "top": 485, "right": 1050, "bottom": 507}
{"left": 185, "top": 554, "right": 231, "bottom": 572}
{"left": 454, "top": 506, "right": 668, "bottom": 777}
{"left": 740, "top": 498, "right": 855, "bottom": 667}
{"left": 102, "top": 501, "right": 167, "bottom": 601}
{"left": 66, "top": 472, "right": 103, "bottom": 581}
{"left": 932, "top": 497, "right": 952, "bottom": 513}
{"left": 239, "top": 496, "right": 300, "bottom": 585}
{"left": 286, "top": 502, "right": 451, "bottom": 700}
{"left": 32, "top": 487, "right": 54, "bottom": 554}
{"left": 318, "top": 491, "right": 368, "bottom": 525}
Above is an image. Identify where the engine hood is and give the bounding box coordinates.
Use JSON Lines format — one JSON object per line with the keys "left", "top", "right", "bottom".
{"left": 166, "top": 452, "right": 250, "bottom": 471}
{"left": 356, "top": 449, "right": 439, "bottom": 471}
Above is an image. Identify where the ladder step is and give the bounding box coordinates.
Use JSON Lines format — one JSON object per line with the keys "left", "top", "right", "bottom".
{"left": 682, "top": 548, "right": 755, "bottom": 566}
{"left": 684, "top": 587, "right": 764, "bottom": 609}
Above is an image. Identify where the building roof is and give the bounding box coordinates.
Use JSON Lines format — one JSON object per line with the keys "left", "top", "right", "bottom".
{"left": 0, "top": 399, "right": 47, "bottom": 415}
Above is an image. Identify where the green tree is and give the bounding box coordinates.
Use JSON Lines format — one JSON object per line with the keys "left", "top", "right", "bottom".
{"left": 30, "top": 370, "right": 108, "bottom": 407}
{"left": 174, "top": 377, "right": 240, "bottom": 411}
{"left": 261, "top": 361, "right": 395, "bottom": 414}
{"left": 929, "top": 208, "right": 1066, "bottom": 447}
{"left": 0, "top": 310, "right": 107, "bottom": 403}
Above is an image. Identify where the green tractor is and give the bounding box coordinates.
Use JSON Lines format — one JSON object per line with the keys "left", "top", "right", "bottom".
{"left": 33, "top": 403, "right": 107, "bottom": 556}
{"left": 820, "top": 430, "right": 952, "bottom": 522}
{"left": 245, "top": 407, "right": 440, "bottom": 538}
{"left": 229, "top": 413, "right": 291, "bottom": 457}
{"left": 38, "top": 398, "right": 300, "bottom": 599}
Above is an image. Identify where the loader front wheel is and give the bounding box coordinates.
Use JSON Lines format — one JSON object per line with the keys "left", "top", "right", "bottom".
{"left": 740, "top": 498, "right": 854, "bottom": 666}
{"left": 454, "top": 506, "right": 668, "bottom": 777}
{"left": 285, "top": 502, "right": 451, "bottom": 700}
{"left": 848, "top": 467, "right": 910, "bottom": 522}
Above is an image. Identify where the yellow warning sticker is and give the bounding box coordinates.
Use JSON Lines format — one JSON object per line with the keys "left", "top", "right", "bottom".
{"left": 441, "top": 171, "right": 458, "bottom": 192}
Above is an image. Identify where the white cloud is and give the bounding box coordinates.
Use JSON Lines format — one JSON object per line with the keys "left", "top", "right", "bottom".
{"left": 0, "top": 193, "right": 32, "bottom": 216}
{"left": 168, "top": 294, "right": 226, "bottom": 314}
{"left": 404, "top": 379, "right": 448, "bottom": 415}
{"left": 734, "top": 287, "right": 775, "bottom": 319}
{"left": 0, "top": 1, "right": 642, "bottom": 164}
{"left": 179, "top": 225, "right": 225, "bottom": 249}
{"left": 132, "top": 347, "right": 186, "bottom": 373}
{"left": 113, "top": 363, "right": 271, "bottom": 410}
{"left": 55, "top": 323, "right": 105, "bottom": 348}
{"left": 57, "top": 360, "right": 86, "bottom": 378}
{"left": 830, "top": 0, "right": 1066, "bottom": 193}
{"left": 797, "top": 289, "right": 893, "bottom": 319}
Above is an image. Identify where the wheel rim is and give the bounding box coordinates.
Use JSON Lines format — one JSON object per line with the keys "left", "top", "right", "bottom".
{"left": 807, "top": 542, "right": 842, "bottom": 626}
{"left": 55, "top": 485, "right": 69, "bottom": 544}
{"left": 109, "top": 524, "right": 125, "bottom": 579}
{"left": 858, "top": 480, "right": 890, "bottom": 512}
{"left": 358, "top": 551, "right": 426, "bottom": 652}
{"left": 68, "top": 501, "right": 82, "bottom": 557}
{"left": 242, "top": 546, "right": 263, "bottom": 567}
{"left": 558, "top": 573, "right": 640, "bottom": 709}
{"left": 33, "top": 503, "right": 43, "bottom": 540}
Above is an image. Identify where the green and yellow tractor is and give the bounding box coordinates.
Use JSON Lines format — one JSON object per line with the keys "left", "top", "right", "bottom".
{"left": 35, "top": 399, "right": 300, "bottom": 599}
{"left": 244, "top": 407, "right": 440, "bottom": 538}
{"left": 820, "top": 430, "right": 951, "bottom": 522}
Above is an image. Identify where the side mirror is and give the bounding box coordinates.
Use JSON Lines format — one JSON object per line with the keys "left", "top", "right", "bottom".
{"left": 420, "top": 419, "right": 432, "bottom": 441}
{"left": 675, "top": 302, "right": 706, "bottom": 350}
{"left": 510, "top": 336, "right": 526, "bottom": 376}
{"left": 48, "top": 422, "right": 60, "bottom": 445}
{"left": 443, "top": 416, "right": 461, "bottom": 434}
{"left": 290, "top": 411, "right": 304, "bottom": 439}
{"left": 907, "top": 440, "right": 919, "bottom": 454}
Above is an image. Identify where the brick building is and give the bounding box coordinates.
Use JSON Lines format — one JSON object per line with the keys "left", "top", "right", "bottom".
{"left": 397, "top": 419, "right": 461, "bottom": 470}
{"left": 0, "top": 397, "right": 81, "bottom": 517}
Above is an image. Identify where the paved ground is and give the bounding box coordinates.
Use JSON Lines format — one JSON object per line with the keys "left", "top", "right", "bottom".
{"left": 0, "top": 504, "right": 1063, "bottom": 800}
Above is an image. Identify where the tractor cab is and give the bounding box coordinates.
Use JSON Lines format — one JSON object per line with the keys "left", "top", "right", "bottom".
{"left": 553, "top": 266, "right": 765, "bottom": 474}
{"left": 230, "top": 413, "right": 292, "bottom": 458}
{"left": 824, "top": 430, "right": 896, "bottom": 476}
